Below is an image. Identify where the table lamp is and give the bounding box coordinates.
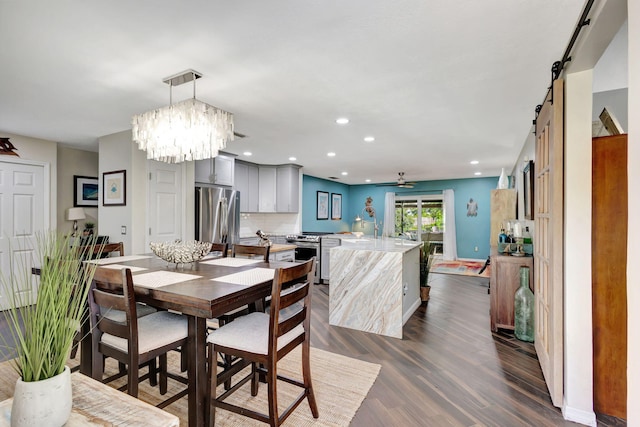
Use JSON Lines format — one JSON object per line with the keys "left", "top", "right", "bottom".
{"left": 66, "top": 207, "right": 85, "bottom": 237}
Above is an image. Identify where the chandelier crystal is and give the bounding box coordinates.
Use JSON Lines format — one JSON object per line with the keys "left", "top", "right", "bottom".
{"left": 131, "top": 70, "right": 234, "bottom": 164}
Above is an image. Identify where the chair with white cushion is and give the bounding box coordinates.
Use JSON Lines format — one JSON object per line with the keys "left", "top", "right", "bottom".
{"left": 206, "top": 257, "right": 319, "bottom": 426}
{"left": 88, "top": 266, "right": 188, "bottom": 406}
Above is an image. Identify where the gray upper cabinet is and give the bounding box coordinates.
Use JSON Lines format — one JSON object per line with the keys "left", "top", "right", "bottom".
{"left": 194, "top": 153, "right": 235, "bottom": 186}
{"left": 276, "top": 165, "right": 300, "bottom": 213}
{"left": 234, "top": 161, "right": 259, "bottom": 213}
{"left": 235, "top": 162, "right": 300, "bottom": 213}
{"left": 258, "top": 166, "right": 277, "bottom": 212}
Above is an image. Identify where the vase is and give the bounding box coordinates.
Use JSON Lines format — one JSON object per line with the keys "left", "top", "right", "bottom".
{"left": 420, "top": 286, "right": 431, "bottom": 302}
{"left": 11, "top": 366, "right": 72, "bottom": 427}
{"left": 497, "top": 168, "right": 509, "bottom": 189}
{"left": 514, "top": 267, "right": 534, "bottom": 342}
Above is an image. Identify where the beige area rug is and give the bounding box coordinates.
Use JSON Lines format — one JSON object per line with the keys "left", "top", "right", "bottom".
{"left": 88, "top": 347, "right": 380, "bottom": 426}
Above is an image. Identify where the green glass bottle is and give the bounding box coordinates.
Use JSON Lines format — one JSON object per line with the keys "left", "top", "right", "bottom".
{"left": 514, "top": 266, "right": 534, "bottom": 342}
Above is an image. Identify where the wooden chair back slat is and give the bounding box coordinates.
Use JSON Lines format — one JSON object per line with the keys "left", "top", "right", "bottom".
{"left": 210, "top": 242, "right": 229, "bottom": 257}
{"left": 232, "top": 244, "right": 270, "bottom": 261}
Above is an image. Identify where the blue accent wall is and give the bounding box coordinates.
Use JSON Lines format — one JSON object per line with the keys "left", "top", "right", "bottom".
{"left": 303, "top": 174, "right": 497, "bottom": 259}
{"left": 301, "top": 175, "right": 352, "bottom": 233}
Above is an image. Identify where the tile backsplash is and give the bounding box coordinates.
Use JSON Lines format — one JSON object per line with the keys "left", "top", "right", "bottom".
{"left": 239, "top": 213, "right": 301, "bottom": 237}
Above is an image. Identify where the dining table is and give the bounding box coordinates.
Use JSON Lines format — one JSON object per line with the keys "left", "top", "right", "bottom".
{"left": 79, "top": 253, "right": 299, "bottom": 427}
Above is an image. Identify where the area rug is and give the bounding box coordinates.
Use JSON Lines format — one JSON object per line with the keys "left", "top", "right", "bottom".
{"left": 74, "top": 346, "right": 380, "bottom": 426}
{"left": 431, "top": 258, "right": 491, "bottom": 278}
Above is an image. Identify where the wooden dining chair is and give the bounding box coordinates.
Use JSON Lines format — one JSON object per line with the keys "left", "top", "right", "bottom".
{"left": 206, "top": 257, "right": 319, "bottom": 426}
{"left": 78, "top": 241, "right": 125, "bottom": 260}
{"left": 210, "top": 242, "right": 229, "bottom": 258}
{"left": 88, "top": 266, "right": 189, "bottom": 407}
{"left": 231, "top": 244, "right": 270, "bottom": 261}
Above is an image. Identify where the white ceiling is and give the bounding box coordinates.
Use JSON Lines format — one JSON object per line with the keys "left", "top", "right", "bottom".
{"left": 0, "top": 1, "right": 585, "bottom": 185}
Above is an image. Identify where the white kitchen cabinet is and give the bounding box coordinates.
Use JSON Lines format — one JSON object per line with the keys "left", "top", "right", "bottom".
{"left": 258, "top": 166, "right": 277, "bottom": 212}
{"left": 234, "top": 161, "right": 259, "bottom": 212}
{"left": 194, "top": 153, "right": 235, "bottom": 186}
{"left": 269, "top": 249, "right": 295, "bottom": 262}
{"left": 276, "top": 165, "right": 300, "bottom": 213}
{"left": 320, "top": 237, "right": 341, "bottom": 282}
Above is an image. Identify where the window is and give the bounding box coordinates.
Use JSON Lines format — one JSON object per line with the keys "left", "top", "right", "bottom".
{"left": 394, "top": 196, "right": 444, "bottom": 240}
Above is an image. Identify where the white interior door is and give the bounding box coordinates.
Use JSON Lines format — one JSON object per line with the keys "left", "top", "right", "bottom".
{"left": 146, "top": 160, "right": 183, "bottom": 251}
{"left": 0, "top": 160, "right": 46, "bottom": 310}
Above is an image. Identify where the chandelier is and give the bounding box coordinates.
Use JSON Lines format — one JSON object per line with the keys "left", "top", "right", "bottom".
{"left": 131, "top": 69, "right": 234, "bottom": 163}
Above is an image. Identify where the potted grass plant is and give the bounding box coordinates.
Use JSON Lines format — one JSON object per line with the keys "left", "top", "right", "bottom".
{"left": 420, "top": 242, "right": 435, "bottom": 302}
{"left": 0, "top": 232, "right": 98, "bottom": 427}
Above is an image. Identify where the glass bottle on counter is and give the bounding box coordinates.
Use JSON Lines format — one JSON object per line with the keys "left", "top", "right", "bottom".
{"left": 523, "top": 226, "right": 532, "bottom": 244}
{"left": 498, "top": 228, "right": 508, "bottom": 244}
{"left": 514, "top": 266, "right": 534, "bottom": 342}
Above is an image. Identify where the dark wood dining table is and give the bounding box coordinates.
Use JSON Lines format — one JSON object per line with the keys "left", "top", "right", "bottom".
{"left": 79, "top": 254, "right": 298, "bottom": 427}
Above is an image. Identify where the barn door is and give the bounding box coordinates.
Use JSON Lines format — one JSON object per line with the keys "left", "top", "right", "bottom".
{"left": 534, "top": 78, "right": 564, "bottom": 407}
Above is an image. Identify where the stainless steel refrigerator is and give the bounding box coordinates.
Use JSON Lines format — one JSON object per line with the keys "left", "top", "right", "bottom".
{"left": 195, "top": 186, "right": 240, "bottom": 244}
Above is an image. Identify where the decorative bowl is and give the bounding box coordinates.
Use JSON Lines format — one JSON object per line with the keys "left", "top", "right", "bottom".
{"left": 150, "top": 240, "right": 211, "bottom": 264}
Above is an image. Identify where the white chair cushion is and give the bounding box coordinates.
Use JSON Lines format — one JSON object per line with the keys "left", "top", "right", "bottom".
{"left": 102, "top": 303, "right": 157, "bottom": 323}
{"left": 206, "top": 312, "right": 304, "bottom": 355}
{"left": 101, "top": 311, "right": 187, "bottom": 354}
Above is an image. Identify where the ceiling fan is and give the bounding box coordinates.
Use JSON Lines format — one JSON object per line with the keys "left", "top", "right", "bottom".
{"left": 376, "top": 172, "right": 416, "bottom": 188}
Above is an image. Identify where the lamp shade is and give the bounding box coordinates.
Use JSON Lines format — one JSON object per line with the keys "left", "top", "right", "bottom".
{"left": 66, "top": 207, "right": 86, "bottom": 221}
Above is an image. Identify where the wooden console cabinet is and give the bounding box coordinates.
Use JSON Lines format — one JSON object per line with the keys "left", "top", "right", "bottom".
{"left": 490, "top": 251, "right": 534, "bottom": 332}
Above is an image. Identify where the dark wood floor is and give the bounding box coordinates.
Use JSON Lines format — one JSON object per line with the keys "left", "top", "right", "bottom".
{"left": 1, "top": 272, "right": 623, "bottom": 426}
{"left": 310, "top": 273, "right": 617, "bottom": 427}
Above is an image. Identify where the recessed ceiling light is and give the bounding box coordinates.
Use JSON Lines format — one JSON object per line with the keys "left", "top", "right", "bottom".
{"left": 341, "top": 172, "right": 348, "bottom": 176}
{"left": 470, "top": 160, "right": 479, "bottom": 165}
{"left": 289, "top": 156, "right": 297, "bottom": 161}
{"left": 327, "top": 152, "right": 336, "bottom": 157}
{"left": 474, "top": 172, "right": 482, "bottom": 176}
{"left": 365, "top": 179, "right": 371, "bottom": 183}
{"left": 364, "top": 136, "right": 375, "bottom": 142}
{"left": 243, "top": 151, "right": 252, "bottom": 156}
{"left": 336, "top": 118, "right": 349, "bottom": 125}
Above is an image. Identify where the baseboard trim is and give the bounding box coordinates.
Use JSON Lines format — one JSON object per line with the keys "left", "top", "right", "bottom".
{"left": 403, "top": 298, "right": 421, "bottom": 325}
{"left": 562, "top": 403, "right": 597, "bottom": 426}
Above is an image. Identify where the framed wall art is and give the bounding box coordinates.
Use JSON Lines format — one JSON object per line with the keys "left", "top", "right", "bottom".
{"left": 331, "top": 193, "right": 342, "bottom": 220}
{"left": 523, "top": 161, "right": 534, "bottom": 220}
{"left": 317, "top": 191, "right": 329, "bottom": 220}
{"left": 73, "top": 175, "right": 98, "bottom": 207}
{"left": 103, "top": 170, "right": 126, "bottom": 206}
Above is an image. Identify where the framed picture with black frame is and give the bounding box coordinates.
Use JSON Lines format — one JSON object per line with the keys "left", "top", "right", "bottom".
{"left": 316, "top": 191, "right": 329, "bottom": 220}
{"left": 103, "top": 170, "right": 126, "bottom": 206}
{"left": 331, "top": 193, "right": 342, "bottom": 220}
{"left": 523, "top": 160, "right": 534, "bottom": 220}
{"left": 73, "top": 175, "right": 98, "bottom": 207}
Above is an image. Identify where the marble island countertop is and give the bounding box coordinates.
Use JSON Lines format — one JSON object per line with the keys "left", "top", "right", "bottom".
{"left": 332, "top": 237, "right": 421, "bottom": 253}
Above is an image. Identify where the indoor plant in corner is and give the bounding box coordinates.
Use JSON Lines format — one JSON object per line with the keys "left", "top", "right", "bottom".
{"left": 0, "top": 232, "right": 98, "bottom": 427}
{"left": 420, "top": 242, "right": 435, "bottom": 302}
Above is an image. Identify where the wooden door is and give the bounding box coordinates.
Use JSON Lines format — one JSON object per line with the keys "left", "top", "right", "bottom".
{"left": 592, "top": 134, "right": 627, "bottom": 418}
{"left": 0, "top": 160, "right": 45, "bottom": 310}
{"left": 534, "top": 78, "right": 564, "bottom": 407}
{"left": 147, "top": 160, "right": 183, "bottom": 251}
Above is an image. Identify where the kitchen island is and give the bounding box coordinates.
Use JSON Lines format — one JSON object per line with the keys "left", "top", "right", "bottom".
{"left": 329, "top": 238, "right": 422, "bottom": 338}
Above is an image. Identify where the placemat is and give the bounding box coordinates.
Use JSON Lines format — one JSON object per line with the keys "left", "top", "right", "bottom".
{"left": 87, "top": 255, "right": 153, "bottom": 265}
{"left": 211, "top": 268, "right": 275, "bottom": 286}
{"left": 200, "top": 258, "right": 263, "bottom": 267}
{"left": 133, "top": 271, "right": 202, "bottom": 289}
{"left": 99, "top": 264, "right": 148, "bottom": 273}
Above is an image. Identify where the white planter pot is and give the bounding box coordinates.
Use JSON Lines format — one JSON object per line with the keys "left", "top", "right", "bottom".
{"left": 11, "top": 366, "right": 72, "bottom": 427}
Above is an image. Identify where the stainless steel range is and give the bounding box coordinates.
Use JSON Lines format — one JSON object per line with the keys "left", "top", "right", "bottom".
{"left": 286, "top": 234, "right": 321, "bottom": 283}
